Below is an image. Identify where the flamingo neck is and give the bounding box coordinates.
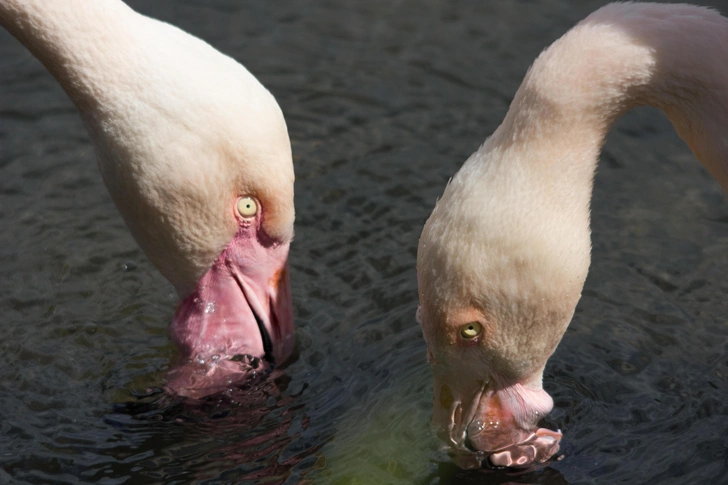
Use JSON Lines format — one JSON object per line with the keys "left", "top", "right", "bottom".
{"left": 483, "top": 3, "right": 728, "bottom": 201}
{"left": 419, "top": 3, "right": 728, "bottom": 376}
{"left": 1, "top": 1, "right": 296, "bottom": 296}
{"left": 0, "top": 0, "right": 138, "bottom": 112}
{"left": 444, "top": 3, "right": 728, "bottom": 298}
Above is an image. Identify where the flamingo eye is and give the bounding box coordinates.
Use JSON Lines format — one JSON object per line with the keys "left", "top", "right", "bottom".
{"left": 237, "top": 197, "right": 258, "bottom": 218}
{"left": 459, "top": 322, "right": 482, "bottom": 339}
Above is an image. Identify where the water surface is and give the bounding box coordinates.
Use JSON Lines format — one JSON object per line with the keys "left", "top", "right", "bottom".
{"left": 2, "top": 0, "right": 728, "bottom": 483}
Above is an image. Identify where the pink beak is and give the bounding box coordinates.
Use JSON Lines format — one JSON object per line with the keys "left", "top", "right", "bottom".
{"left": 165, "top": 224, "right": 294, "bottom": 398}
{"left": 431, "top": 364, "right": 561, "bottom": 469}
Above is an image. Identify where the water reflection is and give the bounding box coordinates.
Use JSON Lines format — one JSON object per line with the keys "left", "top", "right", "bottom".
{"left": 428, "top": 462, "right": 568, "bottom": 485}
{"left": 107, "top": 370, "right": 323, "bottom": 484}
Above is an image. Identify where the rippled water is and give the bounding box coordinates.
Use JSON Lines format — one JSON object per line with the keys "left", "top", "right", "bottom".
{"left": 2, "top": 0, "right": 728, "bottom": 483}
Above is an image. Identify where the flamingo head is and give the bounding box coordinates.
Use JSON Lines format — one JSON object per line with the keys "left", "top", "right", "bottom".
{"left": 164, "top": 193, "right": 295, "bottom": 399}
{"left": 416, "top": 143, "right": 590, "bottom": 468}
{"left": 0, "top": 0, "right": 297, "bottom": 398}
{"left": 77, "top": 16, "right": 298, "bottom": 398}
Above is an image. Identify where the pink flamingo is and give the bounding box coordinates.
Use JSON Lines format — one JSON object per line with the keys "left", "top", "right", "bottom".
{"left": 417, "top": 2, "right": 728, "bottom": 468}
{"left": 0, "top": 0, "right": 296, "bottom": 398}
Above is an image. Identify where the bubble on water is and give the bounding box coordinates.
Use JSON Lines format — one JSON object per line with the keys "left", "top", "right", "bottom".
{"left": 205, "top": 302, "right": 216, "bottom": 314}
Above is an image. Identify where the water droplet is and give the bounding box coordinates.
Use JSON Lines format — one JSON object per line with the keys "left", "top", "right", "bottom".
{"left": 195, "top": 354, "right": 206, "bottom": 365}
{"left": 211, "top": 354, "right": 220, "bottom": 361}
{"left": 121, "top": 261, "right": 136, "bottom": 272}
{"left": 205, "top": 302, "right": 216, "bottom": 314}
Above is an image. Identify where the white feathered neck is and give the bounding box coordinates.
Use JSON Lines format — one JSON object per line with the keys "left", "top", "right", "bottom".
{"left": 418, "top": 2, "right": 728, "bottom": 377}
{"left": 0, "top": 0, "right": 295, "bottom": 296}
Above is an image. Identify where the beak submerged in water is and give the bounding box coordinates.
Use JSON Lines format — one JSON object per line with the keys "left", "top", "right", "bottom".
{"left": 166, "top": 219, "right": 294, "bottom": 399}
{"left": 431, "top": 363, "right": 561, "bottom": 469}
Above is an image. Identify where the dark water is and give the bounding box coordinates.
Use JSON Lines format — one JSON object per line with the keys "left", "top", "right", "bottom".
{"left": 2, "top": 0, "right": 728, "bottom": 483}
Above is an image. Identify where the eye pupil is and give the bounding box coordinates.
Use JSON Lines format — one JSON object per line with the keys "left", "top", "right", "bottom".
{"left": 237, "top": 197, "right": 258, "bottom": 217}
{"left": 460, "top": 322, "right": 482, "bottom": 339}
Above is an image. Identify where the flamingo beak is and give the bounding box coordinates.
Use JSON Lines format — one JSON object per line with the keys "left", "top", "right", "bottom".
{"left": 430, "top": 365, "right": 561, "bottom": 469}
{"left": 165, "top": 227, "right": 294, "bottom": 398}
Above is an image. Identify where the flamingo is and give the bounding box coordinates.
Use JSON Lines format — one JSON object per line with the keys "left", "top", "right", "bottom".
{"left": 417, "top": 2, "right": 728, "bottom": 469}
{"left": 0, "top": 0, "right": 296, "bottom": 398}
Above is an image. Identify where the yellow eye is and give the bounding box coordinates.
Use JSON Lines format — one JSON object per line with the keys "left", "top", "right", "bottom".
{"left": 460, "top": 322, "right": 482, "bottom": 339}
{"left": 237, "top": 197, "right": 258, "bottom": 217}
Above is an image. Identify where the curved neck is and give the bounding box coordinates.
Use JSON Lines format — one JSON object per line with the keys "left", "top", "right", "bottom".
{"left": 1, "top": 1, "right": 296, "bottom": 296}
{"left": 486, "top": 3, "right": 728, "bottom": 196}
{"left": 419, "top": 4, "right": 728, "bottom": 364}
{"left": 0, "top": 0, "right": 138, "bottom": 114}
